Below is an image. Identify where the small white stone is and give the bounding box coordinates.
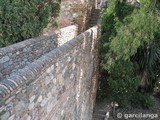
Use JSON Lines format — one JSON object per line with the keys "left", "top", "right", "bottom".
{"left": 61, "top": 110, "right": 64, "bottom": 115}
{"left": 72, "top": 63, "right": 76, "bottom": 70}
{"left": 22, "top": 89, "right": 26, "bottom": 93}
{"left": 8, "top": 114, "right": 15, "bottom": 120}
{"left": 29, "top": 95, "right": 36, "bottom": 103}
{"left": 50, "top": 65, "right": 54, "bottom": 71}
{"left": 27, "top": 116, "right": 31, "bottom": 120}
{"left": 70, "top": 74, "right": 74, "bottom": 79}
{"left": 16, "top": 51, "right": 20, "bottom": 55}
{"left": 62, "top": 69, "right": 66, "bottom": 75}
{"left": 41, "top": 99, "right": 47, "bottom": 107}
{"left": 47, "top": 93, "right": 52, "bottom": 99}
{"left": 73, "top": 13, "right": 78, "bottom": 18}
{"left": 67, "top": 57, "right": 71, "bottom": 62}
{"left": 67, "top": 97, "right": 69, "bottom": 100}
{"left": 28, "top": 103, "right": 34, "bottom": 110}
{"left": 53, "top": 78, "right": 56, "bottom": 84}
{"left": 46, "top": 68, "right": 51, "bottom": 74}
{"left": 37, "top": 96, "right": 43, "bottom": 102}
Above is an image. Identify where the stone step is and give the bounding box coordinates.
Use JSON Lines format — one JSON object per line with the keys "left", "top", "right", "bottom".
{"left": 89, "top": 23, "right": 98, "bottom": 26}
{"left": 90, "top": 19, "right": 99, "bottom": 22}
{"left": 92, "top": 12, "right": 101, "bottom": 15}
{"left": 91, "top": 12, "right": 100, "bottom": 15}
{"left": 91, "top": 16, "right": 99, "bottom": 19}
{"left": 92, "top": 13, "right": 100, "bottom": 16}
{"left": 89, "top": 20, "right": 98, "bottom": 24}
{"left": 90, "top": 17, "right": 100, "bottom": 20}
{"left": 90, "top": 15, "right": 100, "bottom": 20}
{"left": 93, "top": 113, "right": 106, "bottom": 119}
{"left": 93, "top": 110, "right": 106, "bottom": 115}
{"left": 89, "top": 23, "right": 97, "bottom": 27}
{"left": 93, "top": 9, "right": 101, "bottom": 13}
{"left": 91, "top": 13, "right": 100, "bottom": 17}
{"left": 89, "top": 20, "right": 99, "bottom": 23}
{"left": 92, "top": 11, "right": 100, "bottom": 14}
{"left": 92, "top": 118, "right": 104, "bottom": 120}
{"left": 89, "top": 21, "right": 97, "bottom": 24}
{"left": 92, "top": 15, "right": 100, "bottom": 17}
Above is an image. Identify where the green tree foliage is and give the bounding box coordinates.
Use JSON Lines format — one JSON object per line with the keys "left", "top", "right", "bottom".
{"left": 97, "top": 0, "right": 136, "bottom": 101}
{"left": 97, "top": 0, "right": 160, "bottom": 108}
{"left": 99, "top": 0, "right": 160, "bottom": 92}
{"left": 108, "top": 60, "right": 139, "bottom": 107}
{"left": 0, "top": 0, "right": 61, "bottom": 47}
{"left": 130, "top": 92, "right": 154, "bottom": 109}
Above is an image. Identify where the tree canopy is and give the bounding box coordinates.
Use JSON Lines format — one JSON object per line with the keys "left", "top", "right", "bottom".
{"left": 98, "top": 0, "right": 160, "bottom": 108}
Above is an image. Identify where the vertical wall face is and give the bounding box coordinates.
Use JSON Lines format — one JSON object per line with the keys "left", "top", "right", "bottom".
{"left": 58, "top": 0, "right": 95, "bottom": 32}
{"left": 0, "top": 26, "right": 99, "bottom": 120}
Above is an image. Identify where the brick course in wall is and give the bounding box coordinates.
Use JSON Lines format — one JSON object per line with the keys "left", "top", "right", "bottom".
{"left": 0, "top": 25, "right": 99, "bottom": 120}
{"left": 0, "top": 25, "right": 78, "bottom": 82}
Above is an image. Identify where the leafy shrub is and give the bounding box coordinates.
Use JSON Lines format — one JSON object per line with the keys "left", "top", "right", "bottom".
{"left": 96, "top": 70, "right": 109, "bottom": 101}
{"left": 130, "top": 92, "right": 154, "bottom": 109}
{"left": 0, "top": 0, "right": 61, "bottom": 47}
{"left": 107, "top": 60, "right": 139, "bottom": 108}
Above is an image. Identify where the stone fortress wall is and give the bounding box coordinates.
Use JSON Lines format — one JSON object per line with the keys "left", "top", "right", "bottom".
{"left": 0, "top": 25, "right": 78, "bottom": 81}
{"left": 0, "top": 25, "right": 99, "bottom": 120}
{"left": 0, "top": 0, "right": 100, "bottom": 119}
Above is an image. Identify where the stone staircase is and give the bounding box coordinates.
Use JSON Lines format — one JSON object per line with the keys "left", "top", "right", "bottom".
{"left": 92, "top": 110, "right": 106, "bottom": 120}
{"left": 92, "top": 104, "right": 112, "bottom": 120}
{"left": 88, "top": 9, "right": 101, "bottom": 29}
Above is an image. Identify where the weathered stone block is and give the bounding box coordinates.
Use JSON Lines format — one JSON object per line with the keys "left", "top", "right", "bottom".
{"left": 0, "top": 56, "right": 10, "bottom": 64}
